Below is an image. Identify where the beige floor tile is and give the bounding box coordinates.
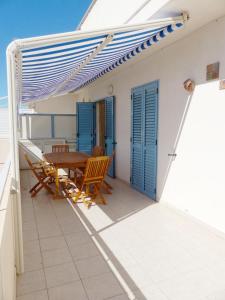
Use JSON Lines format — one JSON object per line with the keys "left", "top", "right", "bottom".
{"left": 24, "top": 250, "right": 43, "bottom": 272}
{"left": 59, "top": 220, "right": 86, "bottom": 235}
{"left": 45, "top": 262, "right": 80, "bottom": 288}
{"left": 17, "top": 269, "right": 46, "bottom": 296}
{"left": 22, "top": 221, "right": 37, "bottom": 230}
{"left": 158, "top": 268, "right": 216, "bottom": 300}
{"left": 42, "top": 247, "right": 72, "bottom": 267}
{"left": 37, "top": 224, "right": 62, "bottom": 239}
{"left": 23, "top": 227, "right": 39, "bottom": 242}
{"left": 65, "top": 231, "right": 92, "bottom": 248}
{"left": 106, "top": 295, "right": 130, "bottom": 300}
{"left": 115, "top": 264, "right": 154, "bottom": 290}
{"left": 75, "top": 255, "right": 110, "bottom": 279}
{"left": 40, "top": 236, "right": 67, "bottom": 251}
{"left": 206, "top": 289, "right": 225, "bottom": 300}
{"left": 70, "top": 241, "right": 100, "bottom": 261}
{"left": 22, "top": 209, "right": 35, "bottom": 223}
{"left": 133, "top": 286, "right": 169, "bottom": 300}
{"left": 48, "top": 281, "right": 88, "bottom": 300}
{"left": 82, "top": 272, "right": 124, "bottom": 300}
{"left": 23, "top": 240, "right": 41, "bottom": 254}
{"left": 16, "top": 289, "right": 48, "bottom": 300}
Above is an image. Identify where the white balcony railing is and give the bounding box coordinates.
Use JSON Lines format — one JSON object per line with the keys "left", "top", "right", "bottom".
{"left": 0, "top": 158, "right": 17, "bottom": 300}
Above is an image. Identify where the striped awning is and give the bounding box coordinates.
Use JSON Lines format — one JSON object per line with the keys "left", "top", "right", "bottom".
{"left": 13, "top": 15, "right": 187, "bottom": 103}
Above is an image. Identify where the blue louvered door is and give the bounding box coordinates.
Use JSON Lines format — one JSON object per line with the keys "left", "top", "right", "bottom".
{"left": 131, "top": 81, "right": 158, "bottom": 200}
{"left": 76, "top": 102, "right": 96, "bottom": 154}
{"left": 131, "top": 87, "right": 144, "bottom": 191}
{"left": 105, "top": 96, "right": 116, "bottom": 177}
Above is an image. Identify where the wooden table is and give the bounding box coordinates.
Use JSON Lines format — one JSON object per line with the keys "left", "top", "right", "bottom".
{"left": 43, "top": 152, "right": 89, "bottom": 198}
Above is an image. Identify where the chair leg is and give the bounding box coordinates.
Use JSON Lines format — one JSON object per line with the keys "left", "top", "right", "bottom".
{"left": 29, "top": 182, "right": 41, "bottom": 193}
{"left": 104, "top": 180, "right": 113, "bottom": 190}
{"left": 92, "top": 183, "right": 107, "bottom": 205}
{"left": 31, "top": 177, "right": 54, "bottom": 197}
{"left": 101, "top": 181, "right": 112, "bottom": 194}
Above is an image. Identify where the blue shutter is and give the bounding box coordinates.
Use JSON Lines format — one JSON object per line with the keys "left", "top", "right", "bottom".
{"left": 76, "top": 102, "right": 96, "bottom": 154}
{"left": 144, "top": 82, "right": 158, "bottom": 199}
{"left": 131, "top": 81, "right": 158, "bottom": 200}
{"left": 131, "top": 87, "right": 144, "bottom": 191}
{"left": 105, "top": 96, "right": 116, "bottom": 177}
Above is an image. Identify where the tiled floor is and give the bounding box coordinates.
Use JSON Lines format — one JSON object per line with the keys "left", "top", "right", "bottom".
{"left": 18, "top": 170, "right": 225, "bottom": 300}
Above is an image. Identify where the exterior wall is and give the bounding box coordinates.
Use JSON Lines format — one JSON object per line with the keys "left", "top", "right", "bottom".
{"left": 79, "top": 0, "right": 225, "bottom": 38}
{"left": 0, "top": 108, "right": 9, "bottom": 166}
{"left": 0, "top": 139, "right": 9, "bottom": 165}
{"left": 74, "top": 16, "right": 225, "bottom": 233}
{"left": 30, "top": 94, "right": 76, "bottom": 114}
{"left": 0, "top": 108, "right": 9, "bottom": 137}
{"left": 24, "top": 94, "right": 77, "bottom": 150}
{"left": 0, "top": 164, "right": 16, "bottom": 300}
{"left": 79, "top": 0, "right": 159, "bottom": 29}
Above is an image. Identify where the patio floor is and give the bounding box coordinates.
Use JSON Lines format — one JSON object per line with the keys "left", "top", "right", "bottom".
{"left": 17, "top": 170, "right": 225, "bottom": 300}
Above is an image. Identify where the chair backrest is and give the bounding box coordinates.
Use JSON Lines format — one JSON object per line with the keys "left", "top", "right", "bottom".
{"left": 24, "top": 153, "right": 41, "bottom": 179}
{"left": 52, "top": 144, "right": 69, "bottom": 153}
{"left": 24, "top": 153, "right": 55, "bottom": 178}
{"left": 92, "top": 146, "right": 104, "bottom": 157}
{"left": 83, "top": 156, "right": 110, "bottom": 184}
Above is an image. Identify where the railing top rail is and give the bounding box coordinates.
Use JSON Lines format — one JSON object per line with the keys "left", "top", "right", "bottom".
{"left": 19, "top": 113, "right": 76, "bottom": 117}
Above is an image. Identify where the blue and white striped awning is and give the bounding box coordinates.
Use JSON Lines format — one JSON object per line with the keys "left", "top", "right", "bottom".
{"left": 12, "top": 15, "right": 187, "bottom": 103}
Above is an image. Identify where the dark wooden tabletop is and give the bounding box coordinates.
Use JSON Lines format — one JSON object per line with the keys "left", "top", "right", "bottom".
{"left": 43, "top": 152, "right": 89, "bottom": 168}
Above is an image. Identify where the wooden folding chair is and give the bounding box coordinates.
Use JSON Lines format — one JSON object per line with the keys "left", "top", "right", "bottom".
{"left": 72, "top": 145, "right": 104, "bottom": 181}
{"left": 24, "top": 154, "right": 55, "bottom": 197}
{"left": 63, "top": 156, "right": 110, "bottom": 208}
{"left": 102, "top": 151, "right": 115, "bottom": 194}
{"left": 52, "top": 144, "right": 69, "bottom": 153}
{"left": 92, "top": 145, "right": 104, "bottom": 157}
{"left": 52, "top": 144, "right": 73, "bottom": 177}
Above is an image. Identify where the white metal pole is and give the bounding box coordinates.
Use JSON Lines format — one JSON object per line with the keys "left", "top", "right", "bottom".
{"left": 6, "top": 45, "right": 24, "bottom": 274}
{"left": 16, "top": 13, "right": 187, "bottom": 49}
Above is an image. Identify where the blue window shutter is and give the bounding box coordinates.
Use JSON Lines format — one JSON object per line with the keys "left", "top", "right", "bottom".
{"left": 131, "top": 81, "right": 158, "bottom": 200}
{"left": 76, "top": 102, "right": 96, "bottom": 154}
{"left": 105, "top": 96, "right": 116, "bottom": 177}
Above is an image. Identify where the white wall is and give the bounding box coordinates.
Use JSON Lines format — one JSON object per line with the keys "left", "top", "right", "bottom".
{"left": 74, "top": 16, "right": 225, "bottom": 233}
{"left": 0, "top": 139, "right": 9, "bottom": 164}
{"left": 0, "top": 167, "right": 16, "bottom": 300}
{"left": 30, "top": 94, "right": 76, "bottom": 114}
{"left": 24, "top": 94, "right": 77, "bottom": 141}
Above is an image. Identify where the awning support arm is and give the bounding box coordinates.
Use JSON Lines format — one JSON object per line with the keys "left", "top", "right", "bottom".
{"left": 48, "top": 33, "right": 114, "bottom": 98}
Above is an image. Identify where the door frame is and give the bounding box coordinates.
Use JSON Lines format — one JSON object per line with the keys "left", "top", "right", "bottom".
{"left": 130, "top": 80, "right": 159, "bottom": 200}
{"left": 95, "top": 96, "right": 116, "bottom": 177}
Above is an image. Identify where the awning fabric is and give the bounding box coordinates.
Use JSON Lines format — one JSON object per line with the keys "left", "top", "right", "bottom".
{"left": 16, "top": 16, "right": 186, "bottom": 103}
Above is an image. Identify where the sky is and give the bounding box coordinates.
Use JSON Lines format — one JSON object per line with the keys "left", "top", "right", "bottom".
{"left": 0, "top": 0, "right": 92, "bottom": 107}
